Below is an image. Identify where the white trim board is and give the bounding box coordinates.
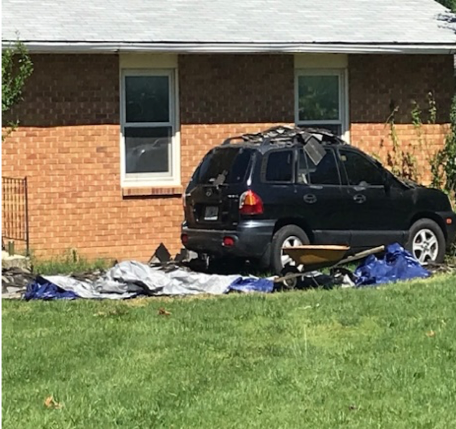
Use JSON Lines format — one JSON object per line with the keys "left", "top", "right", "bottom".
{"left": 4, "top": 41, "right": 456, "bottom": 54}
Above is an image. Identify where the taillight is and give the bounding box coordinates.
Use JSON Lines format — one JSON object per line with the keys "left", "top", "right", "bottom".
{"left": 239, "top": 190, "right": 263, "bottom": 215}
{"left": 223, "top": 236, "right": 235, "bottom": 247}
{"left": 181, "top": 234, "right": 189, "bottom": 245}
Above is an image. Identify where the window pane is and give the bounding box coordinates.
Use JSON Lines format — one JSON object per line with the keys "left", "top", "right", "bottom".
{"left": 340, "top": 150, "right": 384, "bottom": 186}
{"left": 125, "top": 127, "right": 171, "bottom": 174}
{"left": 125, "top": 76, "right": 169, "bottom": 123}
{"left": 265, "top": 151, "right": 293, "bottom": 182}
{"left": 196, "top": 147, "right": 252, "bottom": 185}
{"left": 298, "top": 75, "right": 339, "bottom": 122}
{"left": 307, "top": 150, "right": 340, "bottom": 185}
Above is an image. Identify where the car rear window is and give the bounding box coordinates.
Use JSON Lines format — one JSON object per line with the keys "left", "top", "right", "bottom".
{"left": 195, "top": 147, "right": 252, "bottom": 185}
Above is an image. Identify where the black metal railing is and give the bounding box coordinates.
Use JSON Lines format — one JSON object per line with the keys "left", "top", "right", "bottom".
{"left": 2, "top": 176, "right": 29, "bottom": 255}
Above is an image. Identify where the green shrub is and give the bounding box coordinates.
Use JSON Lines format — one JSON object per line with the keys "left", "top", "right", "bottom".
{"left": 431, "top": 95, "right": 456, "bottom": 206}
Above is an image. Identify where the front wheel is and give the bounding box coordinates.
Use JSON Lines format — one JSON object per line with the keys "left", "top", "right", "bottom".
{"left": 407, "top": 219, "right": 445, "bottom": 264}
{"left": 271, "top": 225, "right": 310, "bottom": 274}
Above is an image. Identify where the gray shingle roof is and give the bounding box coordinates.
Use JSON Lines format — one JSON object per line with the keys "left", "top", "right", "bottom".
{"left": 3, "top": 0, "right": 456, "bottom": 51}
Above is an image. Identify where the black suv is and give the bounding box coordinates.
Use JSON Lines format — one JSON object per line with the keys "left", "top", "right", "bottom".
{"left": 181, "top": 126, "right": 456, "bottom": 273}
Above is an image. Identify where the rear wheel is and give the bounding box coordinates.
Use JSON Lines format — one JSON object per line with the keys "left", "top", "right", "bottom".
{"left": 271, "top": 225, "right": 310, "bottom": 274}
{"left": 407, "top": 219, "right": 445, "bottom": 264}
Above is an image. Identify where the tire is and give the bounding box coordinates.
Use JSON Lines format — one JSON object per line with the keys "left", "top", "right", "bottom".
{"left": 271, "top": 225, "right": 310, "bottom": 274}
{"left": 407, "top": 218, "right": 445, "bottom": 264}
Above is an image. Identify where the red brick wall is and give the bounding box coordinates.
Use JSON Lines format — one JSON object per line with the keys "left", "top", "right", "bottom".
{"left": 349, "top": 54, "right": 453, "bottom": 184}
{"left": 179, "top": 54, "right": 294, "bottom": 186}
{"left": 2, "top": 54, "right": 294, "bottom": 260}
{"left": 2, "top": 53, "right": 453, "bottom": 260}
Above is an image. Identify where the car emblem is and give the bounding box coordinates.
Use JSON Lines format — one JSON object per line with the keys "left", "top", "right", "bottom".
{"left": 206, "top": 189, "right": 212, "bottom": 197}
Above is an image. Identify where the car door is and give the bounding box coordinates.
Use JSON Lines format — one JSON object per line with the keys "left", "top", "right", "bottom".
{"left": 337, "top": 147, "right": 410, "bottom": 249}
{"left": 259, "top": 148, "right": 299, "bottom": 219}
{"left": 294, "top": 146, "right": 351, "bottom": 245}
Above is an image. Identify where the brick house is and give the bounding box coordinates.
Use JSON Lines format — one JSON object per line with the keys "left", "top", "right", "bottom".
{"left": 2, "top": 0, "right": 456, "bottom": 261}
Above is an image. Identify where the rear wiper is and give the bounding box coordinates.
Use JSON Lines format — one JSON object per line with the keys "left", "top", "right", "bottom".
{"left": 213, "top": 170, "right": 228, "bottom": 187}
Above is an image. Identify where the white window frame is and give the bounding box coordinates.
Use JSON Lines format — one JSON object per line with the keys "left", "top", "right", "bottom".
{"left": 120, "top": 68, "right": 180, "bottom": 187}
{"left": 295, "top": 68, "right": 349, "bottom": 141}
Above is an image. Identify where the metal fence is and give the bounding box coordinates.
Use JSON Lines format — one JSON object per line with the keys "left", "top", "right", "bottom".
{"left": 2, "top": 176, "right": 29, "bottom": 255}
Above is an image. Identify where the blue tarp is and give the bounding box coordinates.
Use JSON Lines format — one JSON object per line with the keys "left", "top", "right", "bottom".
{"left": 354, "top": 243, "right": 430, "bottom": 287}
{"left": 228, "top": 277, "right": 274, "bottom": 293}
{"left": 24, "top": 277, "right": 80, "bottom": 300}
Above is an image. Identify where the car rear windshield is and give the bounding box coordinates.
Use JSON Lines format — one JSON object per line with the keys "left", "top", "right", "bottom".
{"left": 195, "top": 147, "right": 253, "bottom": 185}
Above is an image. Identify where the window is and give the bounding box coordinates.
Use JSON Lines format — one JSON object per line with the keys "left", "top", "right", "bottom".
{"left": 195, "top": 147, "right": 252, "bottom": 185}
{"left": 121, "top": 70, "right": 178, "bottom": 185}
{"left": 298, "top": 149, "right": 340, "bottom": 185}
{"left": 295, "top": 70, "right": 346, "bottom": 137}
{"left": 339, "top": 150, "right": 384, "bottom": 186}
{"left": 264, "top": 150, "right": 293, "bottom": 182}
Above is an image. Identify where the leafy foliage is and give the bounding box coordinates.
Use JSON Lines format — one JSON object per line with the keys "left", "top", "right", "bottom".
{"left": 436, "top": 0, "right": 456, "bottom": 11}
{"left": 2, "top": 40, "right": 33, "bottom": 139}
{"left": 431, "top": 95, "right": 456, "bottom": 203}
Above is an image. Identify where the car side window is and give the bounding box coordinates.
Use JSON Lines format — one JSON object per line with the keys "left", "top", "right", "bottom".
{"left": 339, "top": 150, "right": 384, "bottom": 186}
{"left": 298, "top": 148, "right": 340, "bottom": 185}
{"left": 264, "top": 150, "right": 294, "bottom": 182}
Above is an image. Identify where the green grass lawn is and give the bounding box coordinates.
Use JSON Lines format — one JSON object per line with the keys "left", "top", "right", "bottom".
{"left": 3, "top": 275, "right": 456, "bottom": 428}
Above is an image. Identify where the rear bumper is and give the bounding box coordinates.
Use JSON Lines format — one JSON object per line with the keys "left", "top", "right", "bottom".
{"left": 181, "top": 220, "right": 275, "bottom": 259}
{"left": 439, "top": 211, "right": 456, "bottom": 249}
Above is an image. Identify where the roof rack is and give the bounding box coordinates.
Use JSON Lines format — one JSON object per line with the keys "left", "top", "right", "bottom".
{"left": 221, "top": 125, "right": 345, "bottom": 147}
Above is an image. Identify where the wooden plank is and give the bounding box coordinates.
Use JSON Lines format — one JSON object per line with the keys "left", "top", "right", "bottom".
{"left": 334, "top": 245, "right": 385, "bottom": 266}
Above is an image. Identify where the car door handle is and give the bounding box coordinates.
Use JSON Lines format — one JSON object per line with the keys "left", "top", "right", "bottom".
{"left": 303, "top": 194, "right": 317, "bottom": 204}
{"left": 353, "top": 194, "right": 366, "bottom": 204}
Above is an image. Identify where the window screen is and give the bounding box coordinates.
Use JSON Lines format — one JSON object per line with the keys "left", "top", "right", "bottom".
{"left": 123, "top": 72, "right": 174, "bottom": 177}
{"left": 296, "top": 72, "right": 344, "bottom": 137}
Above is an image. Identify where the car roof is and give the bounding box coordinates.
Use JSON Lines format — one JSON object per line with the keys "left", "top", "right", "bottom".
{"left": 218, "top": 125, "right": 346, "bottom": 154}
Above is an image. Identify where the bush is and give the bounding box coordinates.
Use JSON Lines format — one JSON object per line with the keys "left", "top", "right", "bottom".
{"left": 2, "top": 40, "right": 33, "bottom": 140}
{"left": 431, "top": 95, "right": 456, "bottom": 206}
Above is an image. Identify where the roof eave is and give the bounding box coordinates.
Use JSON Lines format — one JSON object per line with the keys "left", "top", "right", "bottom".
{"left": 2, "top": 41, "right": 456, "bottom": 54}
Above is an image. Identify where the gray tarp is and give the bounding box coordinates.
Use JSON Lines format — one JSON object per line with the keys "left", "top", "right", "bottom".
{"left": 41, "top": 261, "right": 242, "bottom": 299}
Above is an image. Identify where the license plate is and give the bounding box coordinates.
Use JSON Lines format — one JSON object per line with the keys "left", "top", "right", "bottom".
{"left": 204, "top": 206, "right": 219, "bottom": 221}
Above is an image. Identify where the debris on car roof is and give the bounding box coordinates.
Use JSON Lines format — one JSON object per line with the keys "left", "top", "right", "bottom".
{"left": 304, "top": 137, "right": 327, "bottom": 166}
{"left": 221, "top": 125, "right": 346, "bottom": 147}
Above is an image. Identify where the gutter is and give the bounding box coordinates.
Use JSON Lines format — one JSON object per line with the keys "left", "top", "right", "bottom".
{"left": 2, "top": 41, "right": 456, "bottom": 55}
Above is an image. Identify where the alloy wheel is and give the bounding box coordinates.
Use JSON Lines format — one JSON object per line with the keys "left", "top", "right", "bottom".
{"left": 412, "top": 228, "right": 439, "bottom": 263}
{"left": 281, "top": 235, "right": 303, "bottom": 267}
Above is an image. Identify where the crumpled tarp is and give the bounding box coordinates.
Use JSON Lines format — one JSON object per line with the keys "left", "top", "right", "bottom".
{"left": 24, "top": 261, "right": 274, "bottom": 300}
{"left": 228, "top": 277, "right": 274, "bottom": 293}
{"left": 354, "top": 243, "right": 430, "bottom": 287}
